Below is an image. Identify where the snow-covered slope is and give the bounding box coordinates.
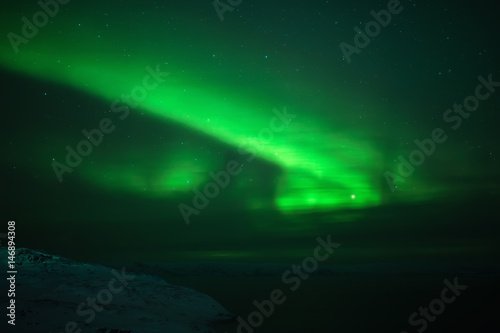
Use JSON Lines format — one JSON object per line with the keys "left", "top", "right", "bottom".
{"left": 1, "top": 248, "right": 233, "bottom": 332}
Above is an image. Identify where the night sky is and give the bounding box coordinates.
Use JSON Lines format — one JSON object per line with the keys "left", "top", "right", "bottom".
{"left": 1, "top": 0, "right": 499, "bottom": 264}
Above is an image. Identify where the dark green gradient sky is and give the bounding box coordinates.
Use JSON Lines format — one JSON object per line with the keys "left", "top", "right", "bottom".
{"left": 1, "top": 0, "right": 499, "bottom": 263}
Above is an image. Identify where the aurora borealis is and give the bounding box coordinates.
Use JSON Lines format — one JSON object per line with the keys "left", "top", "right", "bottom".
{"left": 2, "top": 1, "right": 500, "bottom": 332}
{"left": 1, "top": 0, "right": 500, "bottom": 263}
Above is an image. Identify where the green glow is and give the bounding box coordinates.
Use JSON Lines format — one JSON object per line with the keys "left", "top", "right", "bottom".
{"left": 80, "top": 150, "right": 221, "bottom": 196}
{"left": 0, "top": 7, "right": 441, "bottom": 215}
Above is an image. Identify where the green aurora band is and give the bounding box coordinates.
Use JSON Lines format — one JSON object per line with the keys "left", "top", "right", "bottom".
{"left": 0, "top": 2, "right": 444, "bottom": 216}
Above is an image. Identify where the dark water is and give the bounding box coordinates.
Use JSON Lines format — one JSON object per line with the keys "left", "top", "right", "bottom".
{"left": 166, "top": 273, "right": 500, "bottom": 333}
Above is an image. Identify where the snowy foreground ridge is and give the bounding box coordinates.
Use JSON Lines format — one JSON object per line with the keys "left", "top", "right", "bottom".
{"left": 3, "top": 248, "right": 233, "bottom": 333}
